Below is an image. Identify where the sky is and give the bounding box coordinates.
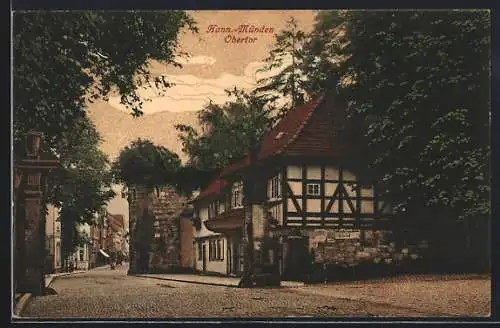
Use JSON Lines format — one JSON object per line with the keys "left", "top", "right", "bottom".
{"left": 107, "top": 10, "right": 318, "bottom": 114}
{"left": 94, "top": 10, "right": 319, "bottom": 228}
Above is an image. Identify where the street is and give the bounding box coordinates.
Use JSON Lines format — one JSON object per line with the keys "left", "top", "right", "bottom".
{"left": 19, "top": 265, "right": 490, "bottom": 318}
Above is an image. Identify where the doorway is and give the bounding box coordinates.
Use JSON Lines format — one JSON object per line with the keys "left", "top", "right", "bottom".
{"left": 282, "top": 236, "right": 309, "bottom": 281}
{"left": 202, "top": 244, "right": 207, "bottom": 272}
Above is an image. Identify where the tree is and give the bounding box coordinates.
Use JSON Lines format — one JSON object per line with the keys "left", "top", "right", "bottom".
{"left": 175, "top": 88, "right": 277, "bottom": 171}
{"left": 256, "top": 17, "right": 309, "bottom": 115}
{"left": 335, "top": 11, "right": 490, "bottom": 258}
{"left": 13, "top": 11, "right": 197, "bottom": 151}
{"left": 255, "top": 13, "right": 349, "bottom": 109}
{"left": 300, "top": 11, "right": 348, "bottom": 97}
{"left": 46, "top": 116, "right": 116, "bottom": 270}
{"left": 112, "top": 138, "right": 182, "bottom": 191}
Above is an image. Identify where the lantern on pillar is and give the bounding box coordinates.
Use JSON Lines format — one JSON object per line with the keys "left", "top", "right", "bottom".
{"left": 25, "top": 130, "right": 43, "bottom": 158}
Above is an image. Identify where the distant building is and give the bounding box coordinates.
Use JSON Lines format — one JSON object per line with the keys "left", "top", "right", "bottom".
{"left": 105, "top": 214, "right": 128, "bottom": 256}
{"left": 73, "top": 224, "right": 91, "bottom": 271}
{"left": 45, "top": 204, "right": 62, "bottom": 273}
{"left": 45, "top": 205, "right": 91, "bottom": 272}
{"left": 88, "top": 210, "right": 129, "bottom": 267}
{"left": 89, "top": 213, "right": 107, "bottom": 268}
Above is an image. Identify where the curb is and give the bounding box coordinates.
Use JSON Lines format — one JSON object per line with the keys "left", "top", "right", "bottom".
{"left": 13, "top": 293, "right": 32, "bottom": 317}
{"left": 46, "top": 270, "right": 86, "bottom": 287}
{"left": 13, "top": 270, "right": 87, "bottom": 317}
{"left": 134, "top": 274, "right": 240, "bottom": 288}
{"left": 134, "top": 274, "right": 305, "bottom": 288}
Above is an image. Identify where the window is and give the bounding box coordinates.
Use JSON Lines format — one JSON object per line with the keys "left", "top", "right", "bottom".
{"left": 79, "top": 248, "right": 84, "bottom": 261}
{"left": 208, "top": 239, "right": 224, "bottom": 261}
{"left": 209, "top": 240, "right": 215, "bottom": 261}
{"left": 208, "top": 200, "right": 219, "bottom": 219}
{"left": 198, "top": 241, "right": 202, "bottom": 261}
{"left": 270, "top": 175, "right": 281, "bottom": 199}
{"left": 307, "top": 183, "right": 321, "bottom": 196}
{"left": 216, "top": 239, "right": 224, "bottom": 260}
{"left": 55, "top": 242, "right": 60, "bottom": 266}
{"left": 27, "top": 173, "right": 41, "bottom": 186}
{"left": 232, "top": 182, "right": 243, "bottom": 208}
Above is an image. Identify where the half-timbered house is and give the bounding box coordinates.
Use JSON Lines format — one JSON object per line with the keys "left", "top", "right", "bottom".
{"left": 192, "top": 89, "right": 394, "bottom": 280}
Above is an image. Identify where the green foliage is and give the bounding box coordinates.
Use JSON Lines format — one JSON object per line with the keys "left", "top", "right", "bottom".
{"left": 176, "top": 88, "right": 277, "bottom": 171}
{"left": 174, "top": 165, "right": 219, "bottom": 196}
{"left": 46, "top": 116, "right": 115, "bottom": 256}
{"left": 13, "top": 11, "right": 197, "bottom": 269}
{"left": 13, "top": 11, "right": 197, "bottom": 150}
{"left": 335, "top": 10, "right": 491, "bottom": 221}
{"left": 301, "top": 11, "right": 348, "bottom": 96}
{"left": 112, "top": 138, "right": 182, "bottom": 189}
{"left": 256, "top": 17, "right": 309, "bottom": 114}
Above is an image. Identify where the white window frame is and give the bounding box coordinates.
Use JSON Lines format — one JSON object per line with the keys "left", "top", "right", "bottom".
{"left": 269, "top": 174, "right": 281, "bottom": 200}
{"left": 232, "top": 182, "right": 243, "bottom": 209}
{"left": 307, "top": 183, "right": 321, "bottom": 196}
{"left": 208, "top": 200, "right": 219, "bottom": 219}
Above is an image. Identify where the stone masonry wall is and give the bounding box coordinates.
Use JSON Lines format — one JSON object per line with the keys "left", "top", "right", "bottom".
{"left": 129, "top": 185, "right": 189, "bottom": 274}
{"left": 308, "top": 229, "right": 426, "bottom": 267}
{"left": 128, "top": 185, "right": 152, "bottom": 274}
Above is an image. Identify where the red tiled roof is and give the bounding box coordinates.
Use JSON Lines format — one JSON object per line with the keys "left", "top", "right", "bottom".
{"left": 193, "top": 179, "right": 230, "bottom": 202}
{"left": 259, "top": 95, "right": 324, "bottom": 159}
{"left": 221, "top": 95, "right": 325, "bottom": 177}
{"left": 195, "top": 94, "right": 334, "bottom": 201}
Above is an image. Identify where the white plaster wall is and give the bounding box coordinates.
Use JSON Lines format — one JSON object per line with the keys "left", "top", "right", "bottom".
{"left": 287, "top": 165, "right": 302, "bottom": 179}
{"left": 288, "top": 181, "right": 302, "bottom": 195}
{"left": 325, "top": 166, "right": 339, "bottom": 180}
{"left": 269, "top": 204, "right": 283, "bottom": 224}
{"left": 287, "top": 198, "right": 303, "bottom": 212}
{"left": 343, "top": 170, "right": 356, "bottom": 181}
{"left": 194, "top": 238, "right": 228, "bottom": 275}
{"left": 361, "top": 200, "right": 375, "bottom": 213}
{"left": 45, "top": 204, "right": 61, "bottom": 236}
{"left": 307, "top": 199, "right": 322, "bottom": 212}
{"left": 325, "top": 182, "right": 338, "bottom": 196}
{"left": 194, "top": 204, "right": 219, "bottom": 238}
{"left": 361, "top": 187, "right": 374, "bottom": 197}
{"left": 306, "top": 166, "right": 321, "bottom": 180}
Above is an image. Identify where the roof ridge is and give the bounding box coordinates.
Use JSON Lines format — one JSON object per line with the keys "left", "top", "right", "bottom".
{"left": 276, "top": 95, "right": 325, "bottom": 155}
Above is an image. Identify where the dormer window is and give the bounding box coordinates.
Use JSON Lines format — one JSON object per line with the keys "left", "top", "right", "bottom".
{"left": 208, "top": 200, "right": 219, "bottom": 219}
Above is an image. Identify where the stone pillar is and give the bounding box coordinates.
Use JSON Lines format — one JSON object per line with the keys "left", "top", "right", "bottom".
{"left": 20, "top": 186, "right": 45, "bottom": 295}
{"left": 241, "top": 202, "right": 253, "bottom": 278}
{"left": 14, "top": 131, "right": 59, "bottom": 294}
{"left": 250, "top": 203, "right": 266, "bottom": 273}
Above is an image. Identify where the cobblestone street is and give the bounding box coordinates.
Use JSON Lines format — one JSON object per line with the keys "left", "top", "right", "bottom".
{"left": 20, "top": 265, "right": 490, "bottom": 319}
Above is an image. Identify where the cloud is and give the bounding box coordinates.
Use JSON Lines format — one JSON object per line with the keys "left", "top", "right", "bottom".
{"left": 107, "top": 58, "right": 293, "bottom": 114}
{"left": 175, "top": 55, "right": 217, "bottom": 65}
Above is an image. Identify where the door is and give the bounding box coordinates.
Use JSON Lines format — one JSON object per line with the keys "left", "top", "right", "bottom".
{"left": 283, "top": 236, "right": 309, "bottom": 280}
{"left": 202, "top": 244, "right": 207, "bottom": 272}
{"left": 227, "top": 244, "right": 232, "bottom": 275}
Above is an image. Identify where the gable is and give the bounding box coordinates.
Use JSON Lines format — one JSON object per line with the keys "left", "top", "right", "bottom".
{"left": 284, "top": 93, "right": 349, "bottom": 158}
